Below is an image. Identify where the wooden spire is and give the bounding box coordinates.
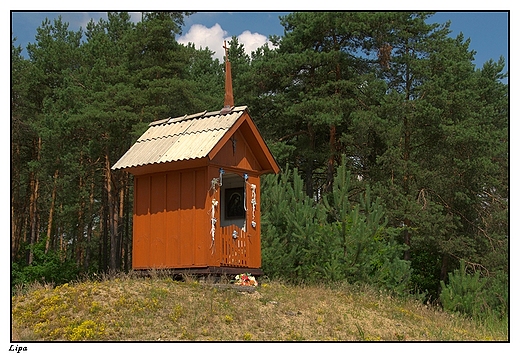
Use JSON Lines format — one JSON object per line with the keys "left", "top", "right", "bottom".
{"left": 221, "top": 41, "right": 234, "bottom": 114}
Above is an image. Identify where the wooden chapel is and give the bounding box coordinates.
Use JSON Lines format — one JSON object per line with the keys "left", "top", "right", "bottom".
{"left": 112, "top": 42, "right": 280, "bottom": 275}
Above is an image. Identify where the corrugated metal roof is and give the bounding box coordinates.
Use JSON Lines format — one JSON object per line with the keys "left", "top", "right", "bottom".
{"left": 112, "top": 106, "right": 248, "bottom": 170}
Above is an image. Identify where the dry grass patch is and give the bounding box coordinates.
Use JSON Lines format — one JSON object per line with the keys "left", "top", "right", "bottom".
{"left": 11, "top": 275, "right": 508, "bottom": 341}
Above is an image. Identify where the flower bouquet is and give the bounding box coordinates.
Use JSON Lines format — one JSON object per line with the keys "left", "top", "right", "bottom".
{"left": 234, "top": 273, "right": 258, "bottom": 286}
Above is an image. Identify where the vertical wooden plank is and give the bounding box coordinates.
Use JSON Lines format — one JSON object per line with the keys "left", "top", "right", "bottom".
{"left": 133, "top": 175, "right": 151, "bottom": 269}
{"left": 221, "top": 226, "right": 228, "bottom": 266}
{"left": 249, "top": 174, "right": 261, "bottom": 268}
{"left": 150, "top": 174, "right": 166, "bottom": 267}
{"left": 194, "top": 168, "right": 207, "bottom": 266}
{"left": 257, "top": 174, "right": 262, "bottom": 268}
{"left": 165, "top": 171, "right": 178, "bottom": 267}
{"left": 179, "top": 170, "right": 195, "bottom": 266}
{"left": 164, "top": 172, "right": 170, "bottom": 267}
{"left": 221, "top": 228, "right": 226, "bottom": 265}
{"left": 132, "top": 176, "right": 140, "bottom": 269}
{"left": 166, "top": 171, "right": 182, "bottom": 267}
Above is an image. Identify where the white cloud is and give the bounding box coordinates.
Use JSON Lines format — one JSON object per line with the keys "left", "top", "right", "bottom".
{"left": 178, "top": 23, "right": 275, "bottom": 62}
{"left": 178, "top": 23, "right": 228, "bottom": 60}
{"left": 235, "top": 30, "right": 276, "bottom": 57}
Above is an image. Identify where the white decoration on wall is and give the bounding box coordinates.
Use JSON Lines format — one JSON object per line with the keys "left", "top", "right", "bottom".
{"left": 250, "top": 183, "right": 257, "bottom": 228}
{"left": 209, "top": 175, "right": 221, "bottom": 253}
{"left": 210, "top": 178, "right": 220, "bottom": 193}
{"left": 210, "top": 198, "right": 218, "bottom": 252}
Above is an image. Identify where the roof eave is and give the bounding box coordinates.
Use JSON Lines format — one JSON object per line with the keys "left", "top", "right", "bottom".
{"left": 115, "top": 157, "right": 210, "bottom": 176}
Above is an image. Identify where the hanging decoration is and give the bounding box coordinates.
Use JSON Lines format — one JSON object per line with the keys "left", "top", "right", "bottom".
{"left": 250, "top": 183, "right": 257, "bottom": 228}
{"left": 210, "top": 199, "right": 218, "bottom": 252}
{"left": 243, "top": 173, "right": 249, "bottom": 212}
{"left": 209, "top": 174, "right": 222, "bottom": 253}
{"left": 244, "top": 173, "right": 257, "bottom": 229}
{"left": 210, "top": 178, "right": 220, "bottom": 194}
{"left": 219, "top": 168, "right": 225, "bottom": 186}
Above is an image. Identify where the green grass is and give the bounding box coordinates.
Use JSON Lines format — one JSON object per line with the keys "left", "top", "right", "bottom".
{"left": 11, "top": 272, "right": 508, "bottom": 341}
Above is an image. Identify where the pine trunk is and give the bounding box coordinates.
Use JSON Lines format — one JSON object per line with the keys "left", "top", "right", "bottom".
{"left": 118, "top": 184, "right": 124, "bottom": 268}
{"left": 11, "top": 140, "right": 21, "bottom": 260}
{"left": 76, "top": 171, "right": 85, "bottom": 267}
{"left": 325, "top": 123, "right": 337, "bottom": 193}
{"left": 11, "top": 188, "right": 21, "bottom": 260}
{"left": 123, "top": 179, "right": 131, "bottom": 272}
{"left": 45, "top": 169, "right": 59, "bottom": 254}
{"left": 59, "top": 203, "right": 64, "bottom": 260}
{"left": 439, "top": 252, "right": 450, "bottom": 295}
{"left": 305, "top": 124, "right": 315, "bottom": 198}
{"left": 28, "top": 136, "right": 42, "bottom": 265}
{"left": 84, "top": 176, "right": 95, "bottom": 270}
{"left": 105, "top": 153, "right": 120, "bottom": 271}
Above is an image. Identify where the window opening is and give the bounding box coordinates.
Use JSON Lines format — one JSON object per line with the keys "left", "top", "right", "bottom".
{"left": 220, "top": 172, "right": 246, "bottom": 229}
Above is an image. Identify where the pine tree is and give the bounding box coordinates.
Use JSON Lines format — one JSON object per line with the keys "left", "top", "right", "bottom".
{"left": 251, "top": 12, "right": 373, "bottom": 197}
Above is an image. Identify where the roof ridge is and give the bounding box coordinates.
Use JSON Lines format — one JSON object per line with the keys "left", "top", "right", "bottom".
{"left": 141, "top": 127, "right": 228, "bottom": 141}
{"left": 148, "top": 111, "right": 206, "bottom": 127}
{"left": 149, "top": 106, "right": 248, "bottom": 126}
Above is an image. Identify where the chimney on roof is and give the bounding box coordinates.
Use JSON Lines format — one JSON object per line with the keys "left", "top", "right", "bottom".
{"left": 220, "top": 41, "right": 234, "bottom": 114}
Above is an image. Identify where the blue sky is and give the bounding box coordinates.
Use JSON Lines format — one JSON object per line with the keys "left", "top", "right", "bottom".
{"left": 11, "top": 11, "right": 509, "bottom": 74}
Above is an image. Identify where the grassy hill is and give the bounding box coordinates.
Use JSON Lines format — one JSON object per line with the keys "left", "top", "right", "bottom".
{"left": 11, "top": 272, "right": 508, "bottom": 341}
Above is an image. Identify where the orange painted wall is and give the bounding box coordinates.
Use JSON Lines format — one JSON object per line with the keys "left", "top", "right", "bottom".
{"left": 211, "top": 129, "right": 262, "bottom": 172}
{"left": 131, "top": 122, "right": 268, "bottom": 270}
{"left": 132, "top": 168, "right": 209, "bottom": 269}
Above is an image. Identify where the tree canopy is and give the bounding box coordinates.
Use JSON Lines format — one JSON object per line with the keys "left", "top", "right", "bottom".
{"left": 12, "top": 12, "right": 508, "bottom": 319}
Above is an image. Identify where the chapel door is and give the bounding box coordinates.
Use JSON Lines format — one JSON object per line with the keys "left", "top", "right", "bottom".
{"left": 219, "top": 172, "right": 249, "bottom": 267}
{"left": 221, "top": 224, "right": 249, "bottom": 267}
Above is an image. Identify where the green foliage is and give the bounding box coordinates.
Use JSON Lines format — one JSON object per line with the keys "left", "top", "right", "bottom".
{"left": 261, "top": 165, "right": 328, "bottom": 281}
{"left": 439, "top": 260, "right": 508, "bottom": 321}
{"left": 12, "top": 241, "right": 79, "bottom": 287}
{"left": 322, "top": 156, "right": 410, "bottom": 291}
{"left": 261, "top": 156, "right": 411, "bottom": 293}
{"left": 484, "top": 270, "right": 509, "bottom": 319}
{"left": 408, "top": 247, "right": 442, "bottom": 299}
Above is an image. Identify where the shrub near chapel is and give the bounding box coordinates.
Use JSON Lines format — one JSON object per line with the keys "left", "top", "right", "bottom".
{"left": 261, "top": 156, "right": 410, "bottom": 290}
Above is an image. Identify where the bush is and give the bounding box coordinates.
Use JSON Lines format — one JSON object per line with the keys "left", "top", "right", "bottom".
{"left": 11, "top": 240, "right": 79, "bottom": 288}
{"left": 260, "top": 166, "right": 330, "bottom": 282}
{"left": 261, "top": 156, "right": 411, "bottom": 293}
{"left": 322, "top": 158, "right": 410, "bottom": 291}
{"left": 439, "top": 259, "right": 508, "bottom": 321}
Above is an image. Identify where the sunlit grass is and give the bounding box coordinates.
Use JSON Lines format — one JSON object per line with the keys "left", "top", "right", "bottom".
{"left": 11, "top": 273, "right": 508, "bottom": 341}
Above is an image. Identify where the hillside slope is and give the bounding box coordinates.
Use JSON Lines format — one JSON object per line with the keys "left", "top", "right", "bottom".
{"left": 11, "top": 273, "right": 508, "bottom": 341}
